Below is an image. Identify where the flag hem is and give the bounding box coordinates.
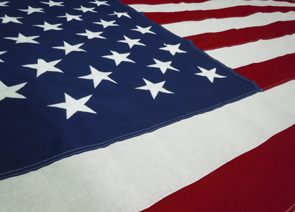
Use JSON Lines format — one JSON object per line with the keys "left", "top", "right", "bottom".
{"left": 0, "top": 86, "right": 261, "bottom": 181}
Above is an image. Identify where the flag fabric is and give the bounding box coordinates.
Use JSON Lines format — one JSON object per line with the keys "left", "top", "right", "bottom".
{"left": 0, "top": 0, "right": 260, "bottom": 180}
{"left": 0, "top": 0, "right": 295, "bottom": 212}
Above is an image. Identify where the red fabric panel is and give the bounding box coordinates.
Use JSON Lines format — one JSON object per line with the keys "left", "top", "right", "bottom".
{"left": 235, "top": 53, "right": 295, "bottom": 90}
{"left": 120, "top": 0, "right": 208, "bottom": 4}
{"left": 144, "top": 6, "right": 295, "bottom": 24}
{"left": 184, "top": 20, "right": 295, "bottom": 51}
{"left": 121, "top": 0, "right": 295, "bottom": 4}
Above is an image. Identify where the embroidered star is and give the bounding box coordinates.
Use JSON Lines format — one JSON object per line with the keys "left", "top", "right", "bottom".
{"left": 160, "top": 43, "right": 186, "bottom": 56}
{"left": 53, "top": 41, "right": 86, "bottom": 55}
{"left": 0, "top": 81, "right": 26, "bottom": 101}
{"left": 34, "top": 21, "right": 62, "bottom": 31}
{"left": 93, "top": 19, "right": 118, "bottom": 28}
{"left": 195, "top": 66, "right": 226, "bottom": 83}
{"left": 109, "top": 11, "right": 131, "bottom": 18}
{"left": 77, "top": 30, "right": 105, "bottom": 39}
{"left": 136, "top": 78, "right": 173, "bottom": 99}
{"left": 0, "top": 14, "right": 22, "bottom": 24}
{"left": 58, "top": 13, "right": 83, "bottom": 21}
{"left": 90, "top": 0, "right": 110, "bottom": 7}
{"left": 19, "top": 6, "right": 44, "bottom": 15}
{"left": 117, "top": 36, "right": 145, "bottom": 48}
{"left": 22, "top": 59, "right": 63, "bottom": 77}
{"left": 41, "top": 0, "right": 64, "bottom": 7}
{"left": 102, "top": 51, "right": 135, "bottom": 66}
{"left": 148, "top": 59, "right": 179, "bottom": 74}
{"left": 131, "top": 25, "right": 156, "bottom": 35}
{"left": 48, "top": 93, "right": 96, "bottom": 119}
{"left": 0, "top": 1, "right": 9, "bottom": 7}
{"left": 79, "top": 66, "right": 117, "bottom": 88}
{"left": 0, "top": 51, "right": 6, "bottom": 62}
{"left": 74, "top": 5, "right": 97, "bottom": 13}
{"left": 4, "top": 33, "right": 39, "bottom": 44}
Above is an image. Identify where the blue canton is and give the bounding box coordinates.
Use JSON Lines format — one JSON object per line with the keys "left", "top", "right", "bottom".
{"left": 0, "top": 0, "right": 261, "bottom": 180}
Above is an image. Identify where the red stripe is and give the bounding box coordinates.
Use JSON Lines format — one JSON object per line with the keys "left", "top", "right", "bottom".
{"left": 235, "top": 53, "right": 295, "bottom": 90}
{"left": 184, "top": 20, "right": 295, "bottom": 50}
{"left": 275, "top": 0, "right": 295, "bottom": 3}
{"left": 142, "top": 124, "right": 295, "bottom": 212}
{"left": 121, "top": 0, "right": 295, "bottom": 4}
{"left": 120, "top": 0, "right": 208, "bottom": 4}
{"left": 144, "top": 6, "right": 295, "bottom": 24}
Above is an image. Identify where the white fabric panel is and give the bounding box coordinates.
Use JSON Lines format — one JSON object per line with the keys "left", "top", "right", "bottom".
{"left": 0, "top": 80, "right": 295, "bottom": 212}
{"left": 129, "top": 0, "right": 295, "bottom": 12}
{"left": 205, "top": 33, "right": 295, "bottom": 69}
{"left": 161, "top": 11, "right": 295, "bottom": 37}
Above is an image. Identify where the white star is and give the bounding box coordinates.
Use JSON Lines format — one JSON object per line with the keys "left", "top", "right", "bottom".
{"left": 19, "top": 6, "right": 44, "bottom": 15}
{"left": 135, "top": 78, "right": 173, "bottom": 99}
{"left": 160, "top": 43, "right": 186, "bottom": 56}
{"left": 117, "top": 35, "right": 145, "bottom": 48}
{"left": 48, "top": 93, "right": 96, "bottom": 119}
{"left": 102, "top": 51, "right": 135, "bottom": 66}
{"left": 195, "top": 66, "right": 226, "bottom": 83}
{"left": 53, "top": 41, "right": 86, "bottom": 55}
{"left": 90, "top": 0, "right": 110, "bottom": 7}
{"left": 79, "top": 66, "right": 117, "bottom": 88}
{"left": 148, "top": 59, "right": 179, "bottom": 74}
{"left": 93, "top": 19, "right": 118, "bottom": 28}
{"left": 0, "top": 81, "right": 26, "bottom": 101}
{"left": 22, "top": 59, "right": 63, "bottom": 77}
{"left": 0, "top": 1, "right": 9, "bottom": 7}
{"left": 77, "top": 30, "right": 105, "bottom": 39}
{"left": 74, "top": 5, "right": 97, "bottom": 13}
{"left": 131, "top": 25, "right": 156, "bottom": 35}
{"left": 34, "top": 21, "right": 62, "bottom": 31}
{"left": 58, "top": 13, "right": 83, "bottom": 22}
{"left": 4, "top": 33, "right": 39, "bottom": 44}
{"left": 0, "top": 51, "right": 7, "bottom": 63}
{"left": 109, "top": 11, "right": 131, "bottom": 18}
{"left": 41, "top": 0, "right": 64, "bottom": 7}
{"left": 0, "top": 14, "right": 22, "bottom": 24}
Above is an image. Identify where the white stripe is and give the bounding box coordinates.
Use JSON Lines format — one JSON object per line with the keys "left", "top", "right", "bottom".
{"left": 161, "top": 11, "right": 295, "bottom": 37}
{"left": 1, "top": 80, "right": 295, "bottom": 212}
{"left": 205, "top": 33, "right": 295, "bottom": 69}
{"left": 128, "top": 0, "right": 295, "bottom": 12}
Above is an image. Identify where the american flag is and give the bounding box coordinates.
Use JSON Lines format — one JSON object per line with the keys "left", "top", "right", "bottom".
{"left": 0, "top": 0, "right": 295, "bottom": 212}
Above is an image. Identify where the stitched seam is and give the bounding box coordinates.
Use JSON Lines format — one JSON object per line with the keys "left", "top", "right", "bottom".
{"left": 0, "top": 88, "right": 261, "bottom": 180}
